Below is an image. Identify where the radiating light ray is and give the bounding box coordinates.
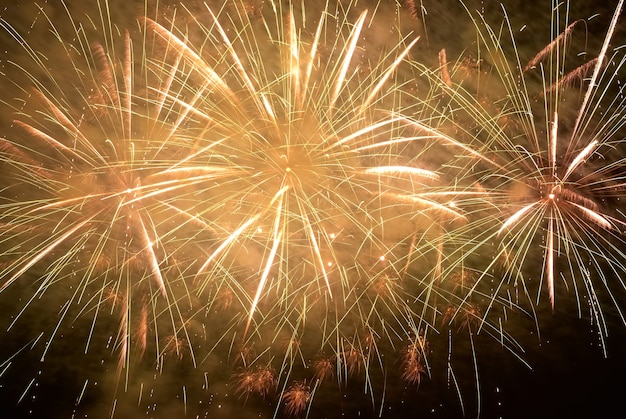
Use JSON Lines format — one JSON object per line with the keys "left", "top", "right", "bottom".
{"left": 204, "top": 5, "right": 259, "bottom": 99}
{"left": 143, "top": 18, "right": 233, "bottom": 97}
{"left": 194, "top": 214, "right": 263, "bottom": 280}
{"left": 562, "top": 140, "right": 598, "bottom": 181}
{"left": 569, "top": 0, "right": 625, "bottom": 151}
{"left": 133, "top": 203, "right": 166, "bottom": 297}
{"left": 546, "top": 215, "right": 555, "bottom": 307}
{"left": 288, "top": 11, "right": 301, "bottom": 108}
{"left": 383, "top": 192, "right": 467, "bottom": 221}
{"left": 244, "top": 193, "right": 285, "bottom": 338}
{"left": 359, "top": 36, "right": 421, "bottom": 113}
{"left": 330, "top": 116, "right": 405, "bottom": 149}
{"left": 27, "top": 88, "right": 103, "bottom": 164}
{"left": 549, "top": 113, "right": 558, "bottom": 176}
{"left": 296, "top": 198, "right": 332, "bottom": 297}
{"left": 329, "top": 10, "right": 367, "bottom": 112}
{"left": 400, "top": 116, "right": 508, "bottom": 172}
{"left": 570, "top": 202, "right": 613, "bottom": 230}
{"left": 354, "top": 135, "right": 444, "bottom": 152}
{"left": 363, "top": 165, "right": 439, "bottom": 181}
{"left": 0, "top": 216, "right": 96, "bottom": 293}
{"left": 148, "top": 85, "right": 214, "bottom": 125}
{"left": 498, "top": 202, "right": 541, "bottom": 235}
{"left": 11, "top": 120, "right": 93, "bottom": 166}
{"left": 301, "top": 10, "right": 325, "bottom": 108}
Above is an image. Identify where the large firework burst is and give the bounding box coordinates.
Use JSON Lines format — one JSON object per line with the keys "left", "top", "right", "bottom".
{"left": 139, "top": 0, "right": 495, "bottom": 408}
{"left": 0, "top": 0, "right": 498, "bottom": 416}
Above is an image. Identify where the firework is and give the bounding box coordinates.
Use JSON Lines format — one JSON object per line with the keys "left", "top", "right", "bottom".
{"left": 6, "top": 0, "right": 615, "bottom": 417}
{"left": 234, "top": 364, "right": 277, "bottom": 398}
{"left": 138, "top": 0, "right": 493, "bottom": 398}
{"left": 0, "top": 3, "right": 205, "bottom": 377}
{"left": 401, "top": 340, "right": 427, "bottom": 386}
{"left": 281, "top": 380, "right": 312, "bottom": 417}
{"left": 418, "top": 0, "right": 626, "bottom": 351}
{"left": 0, "top": 0, "right": 471, "bottom": 414}
{"left": 311, "top": 355, "right": 335, "bottom": 383}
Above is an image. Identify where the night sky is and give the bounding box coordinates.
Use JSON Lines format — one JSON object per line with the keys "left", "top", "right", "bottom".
{"left": 1, "top": 1, "right": 626, "bottom": 418}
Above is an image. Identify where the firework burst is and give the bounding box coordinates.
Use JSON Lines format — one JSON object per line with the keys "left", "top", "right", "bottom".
{"left": 420, "top": 0, "right": 626, "bottom": 351}
{"left": 281, "top": 379, "right": 312, "bottom": 417}
{"left": 140, "top": 0, "right": 491, "bottom": 391}
{"left": 0, "top": 0, "right": 487, "bottom": 415}
{"left": 0, "top": 0, "right": 227, "bottom": 389}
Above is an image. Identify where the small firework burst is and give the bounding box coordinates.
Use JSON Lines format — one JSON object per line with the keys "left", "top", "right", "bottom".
{"left": 340, "top": 344, "right": 366, "bottom": 378}
{"left": 401, "top": 343, "right": 427, "bottom": 386}
{"left": 312, "top": 356, "right": 335, "bottom": 383}
{"left": 161, "top": 334, "right": 188, "bottom": 361}
{"left": 282, "top": 380, "right": 312, "bottom": 417}
{"left": 398, "top": 333, "right": 429, "bottom": 386}
{"left": 442, "top": 303, "right": 483, "bottom": 332}
{"left": 234, "top": 364, "right": 277, "bottom": 398}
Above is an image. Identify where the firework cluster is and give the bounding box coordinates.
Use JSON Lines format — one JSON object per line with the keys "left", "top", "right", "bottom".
{"left": 1, "top": 0, "right": 625, "bottom": 417}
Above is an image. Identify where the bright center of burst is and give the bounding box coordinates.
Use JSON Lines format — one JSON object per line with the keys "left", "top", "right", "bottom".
{"left": 548, "top": 193, "right": 555, "bottom": 200}
{"left": 274, "top": 147, "right": 320, "bottom": 190}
